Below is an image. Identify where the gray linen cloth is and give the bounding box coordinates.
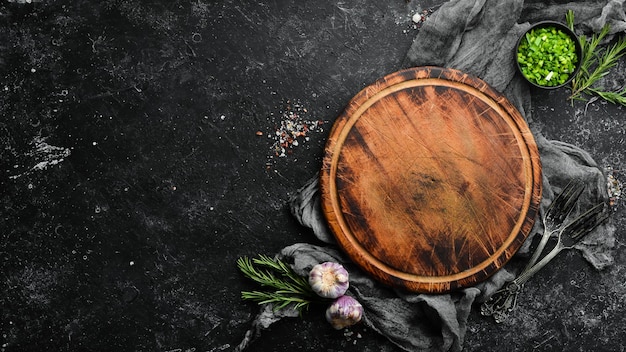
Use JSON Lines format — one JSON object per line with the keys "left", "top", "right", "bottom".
{"left": 236, "top": 0, "right": 622, "bottom": 351}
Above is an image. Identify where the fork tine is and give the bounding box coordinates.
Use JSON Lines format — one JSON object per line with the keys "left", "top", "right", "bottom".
{"left": 559, "top": 183, "right": 586, "bottom": 219}
{"left": 546, "top": 180, "right": 586, "bottom": 224}
{"left": 563, "top": 203, "right": 608, "bottom": 243}
{"left": 545, "top": 181, "right": 575, "bottom": 216}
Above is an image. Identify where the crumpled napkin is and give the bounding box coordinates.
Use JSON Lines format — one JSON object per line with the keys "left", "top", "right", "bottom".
{"left": 278, "top": 178, "right": 516, "bottom": 352}
{"left": 236, "top": 0, "right": 621, "bottom": 351}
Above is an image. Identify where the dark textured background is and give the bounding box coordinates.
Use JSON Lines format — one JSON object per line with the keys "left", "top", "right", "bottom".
{"left": 1, "top": 0, "right": 625, "bottom": 351}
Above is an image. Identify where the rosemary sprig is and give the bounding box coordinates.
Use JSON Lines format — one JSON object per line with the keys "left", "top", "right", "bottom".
{"left": 237, "top": 255, "right": 320, "bottom": 313}
{"left": 566, "top": 10, "right": 626, "bottom": 105}
{"left": 240, "top": 290, "right": 313, "bottom": 311}
{"left": 589, "top": 87, "right": 626, "bottom": 105}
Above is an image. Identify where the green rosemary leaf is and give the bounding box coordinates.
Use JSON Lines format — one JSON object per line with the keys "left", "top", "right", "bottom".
{"left": 237, "top": 256, "right": 282, "bottom": 289}
{"left": 566, "top": 9, "right": 575, "bottom": 32}
{"left": 253, "top": 254, "right": 283, "bottom": 271}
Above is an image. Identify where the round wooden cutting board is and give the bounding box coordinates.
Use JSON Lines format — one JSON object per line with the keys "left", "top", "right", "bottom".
{"left": 320, "top": 66, "right": 542, "bottom": 293}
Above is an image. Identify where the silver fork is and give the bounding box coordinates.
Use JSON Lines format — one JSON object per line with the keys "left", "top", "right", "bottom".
{"left": 480, "top": 180, "right": 585, "bottom": 321}
{"left": 522, "top": 180, "right": 587, "bottom": 272}
{"left": 481, "top": 180, "right": 609, "bottom": 323}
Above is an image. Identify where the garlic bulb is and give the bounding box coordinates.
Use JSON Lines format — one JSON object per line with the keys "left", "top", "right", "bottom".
{"left": 308, "top": 262, "right": 349, "bottom": 298}
{"left": 325, "top": 295, "right": 363, "bottom": 329}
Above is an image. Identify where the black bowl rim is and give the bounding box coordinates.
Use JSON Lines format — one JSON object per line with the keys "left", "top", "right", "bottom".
{"left": 515, "top": 20, "right": 583, "bottom": 90}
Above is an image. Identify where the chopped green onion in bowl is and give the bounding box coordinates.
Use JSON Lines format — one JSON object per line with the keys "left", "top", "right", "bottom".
{"left": 515, "top": 21, "right": 581, "bottom": 89}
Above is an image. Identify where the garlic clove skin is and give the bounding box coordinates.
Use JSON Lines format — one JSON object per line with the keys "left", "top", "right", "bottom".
{"left": 325, "top": 295, "right": 363, "bottom": 330}
{"left": 308, "top": 262, "right": 349, "bottom": 299}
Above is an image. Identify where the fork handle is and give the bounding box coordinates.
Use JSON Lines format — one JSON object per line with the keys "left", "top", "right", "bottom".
{"left": 481, "top": 243, "right": 563, "bottom": 321}
{"left": 522, "top": 227, "right": 554, "bottom": 272}
{"left": 513, "top": 242, "right": 563, "bottom": 286}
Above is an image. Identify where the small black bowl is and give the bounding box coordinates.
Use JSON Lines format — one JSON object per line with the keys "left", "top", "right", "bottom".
{"left": 515, "top": 21, "right": 583, "bottom": 89}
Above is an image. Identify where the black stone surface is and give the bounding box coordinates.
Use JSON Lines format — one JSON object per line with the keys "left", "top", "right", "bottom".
{"left": 1, "top": 1, "right": 624, "bottom": 351}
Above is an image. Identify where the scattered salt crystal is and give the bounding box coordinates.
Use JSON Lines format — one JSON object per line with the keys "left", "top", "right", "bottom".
{"left": 412, "top": 13, "right": 422, "bottom": 24}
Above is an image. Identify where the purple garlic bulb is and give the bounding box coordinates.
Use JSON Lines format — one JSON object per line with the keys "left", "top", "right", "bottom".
{"left": 308, "top": 262, "right": 349, "bottom": 299}
{"left": 325, "top": 295, "right": 363, "bottom": 329}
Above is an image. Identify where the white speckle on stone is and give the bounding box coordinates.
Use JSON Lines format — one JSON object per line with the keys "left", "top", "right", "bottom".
{"left": 9, "top": 135, "right": 72, "bottom": 179}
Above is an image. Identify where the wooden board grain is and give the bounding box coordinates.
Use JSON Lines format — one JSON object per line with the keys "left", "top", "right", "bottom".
{"left": 320, "top": 66, "right": 542, "bottom": 293}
